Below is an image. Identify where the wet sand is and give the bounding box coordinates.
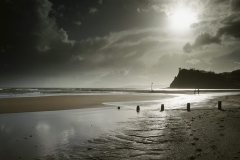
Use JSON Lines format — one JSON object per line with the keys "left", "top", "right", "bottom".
{"left": 0, "top": 93, "right": 171, "bottom": 114}
{"left": 1, "top": 93, "right": 240, "bottom": 159}
{"left": 46, "top": 94, "right": 240, "bottom": 160}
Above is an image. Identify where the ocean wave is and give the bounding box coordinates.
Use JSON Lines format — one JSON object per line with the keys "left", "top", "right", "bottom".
{"left": 0, "top": 88, "right": 240, "bottom": 98}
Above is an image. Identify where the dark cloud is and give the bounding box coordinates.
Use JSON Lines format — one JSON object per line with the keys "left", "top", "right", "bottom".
{"left": 221, "top": 12, "right": 240, "bottom": 23}
{"left": 0, "top": 0, "right": 42, "bottom": 71}
{"left": 183, "top": 33, "right": 221, "bottom": 53}
{"left": 58, "top": 4, "right": 66, "bottom": 10}
{"left": 98, "top": 0, "right": 103, "bottom": 5}
{"left": 184, "top": 0, "right": 240, "bottom": 53}
{"left": 231, "top": 0, "right": 240, "bottom": 11}
{"left": 193, "top": 32, "right": 221, "bottom": 47}
{"left": 212, "top": 0, "right": 229, "bottom": 4}
{"left": 0, "top": 0, "right": 74, "bottom": 75}
{"left": 217, "top": 20, "right": 240, "bottom": 39}
{"left": 2, "top": 0, "right": 238, "bottom": 87}
{"left": 0, "top": 0, "right": 172, "bottom": 87}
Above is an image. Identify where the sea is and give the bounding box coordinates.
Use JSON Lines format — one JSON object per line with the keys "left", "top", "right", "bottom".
{"left": 0, "top": 87, "right": 240, "bottom": 98}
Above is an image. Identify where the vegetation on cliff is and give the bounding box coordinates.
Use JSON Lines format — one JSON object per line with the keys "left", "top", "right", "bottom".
{"left": 170, "top": 68, "right": 240, "bottom": 89}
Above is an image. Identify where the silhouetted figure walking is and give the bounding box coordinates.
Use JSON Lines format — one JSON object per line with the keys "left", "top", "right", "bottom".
{"left": 194, "top": 89, "right": 196, "bottom": 94}
{"left": 198, "top": 89, "right": 199, "bottom": 94}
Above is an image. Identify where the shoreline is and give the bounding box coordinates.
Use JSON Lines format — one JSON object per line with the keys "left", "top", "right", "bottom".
{"left": 0, "top": 93, "right": 173, "bottom": 114}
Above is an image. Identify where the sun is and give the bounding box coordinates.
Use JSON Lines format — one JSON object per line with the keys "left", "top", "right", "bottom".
{"left": 169, "top": 7, "right": 197, "bottom": 31}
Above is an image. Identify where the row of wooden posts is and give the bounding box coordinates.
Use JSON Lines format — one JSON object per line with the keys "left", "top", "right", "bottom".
{"left": 160, "top": 101, "right": 222, "bottom": 111}
{"left": 159, "top": 101, "right": 222, "bottom": 111}
{"left": 118, "top": 101, "right": 223, "bottom": 111}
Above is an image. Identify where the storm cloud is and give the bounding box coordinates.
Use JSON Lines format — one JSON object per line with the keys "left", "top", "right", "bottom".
{"left": 183, "top": 0, "right": 240, "bottom": 53}
{"left": 0, "top": 0, "right": 74, "bottom": 74}
{"left": 1, "top": 0, "right": 240, "bottom": 87}
{"left": 183, "top": 32, "right": 221, "bottom": 53}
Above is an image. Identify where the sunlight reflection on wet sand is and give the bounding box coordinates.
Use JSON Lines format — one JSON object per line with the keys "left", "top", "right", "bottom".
{"left": 0, "top": 106, "right": 145, "bottom": 159}
{"left": 0, "top": 92, "right": 239, "bottom": 159}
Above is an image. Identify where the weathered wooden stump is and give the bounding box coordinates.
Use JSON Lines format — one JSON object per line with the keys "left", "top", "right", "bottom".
{"left": 218, "top": 101, "right": 222, "bottom": 110}
{"left": 187, "top": 103, "right": 190, "bottom": 111}
{"left": 161, "top": 104, "right": 164, "bottom": 111}
{"left": 136, "top": 105, "right": 140, "bottom": 112}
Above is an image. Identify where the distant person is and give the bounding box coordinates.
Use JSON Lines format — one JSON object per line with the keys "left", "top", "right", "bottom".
{"left": 198, "top": 89, "right": 199, "bottom": 94}
{"left": 194, "top": 89, "right": 196, "bottom": 94}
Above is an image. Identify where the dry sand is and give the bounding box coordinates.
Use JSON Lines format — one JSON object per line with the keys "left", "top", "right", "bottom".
{"left": 169, "top": 95, "right": 240, "bottom": 160}
{"left": 0, "top": 93, "right": 170, "bottom": 114}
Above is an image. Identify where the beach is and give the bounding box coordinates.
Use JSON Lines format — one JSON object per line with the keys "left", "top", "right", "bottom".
{"left": 62, "top": 93, "right": 240, "bottom": 160}
{"left": 0, "top": 93, "right": 172, "bottom": 114}
{"left": 0, "top": 92, "right": 240, "bottom": 159}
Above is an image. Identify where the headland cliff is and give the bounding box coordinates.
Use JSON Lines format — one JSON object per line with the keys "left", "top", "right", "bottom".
{"left": 170, "top": 68, "right": 240, "bottom": 89}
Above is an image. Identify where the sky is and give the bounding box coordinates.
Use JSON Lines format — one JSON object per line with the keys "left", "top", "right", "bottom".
{"left": 1, "top": 0, "right": 240, "bottom": 88}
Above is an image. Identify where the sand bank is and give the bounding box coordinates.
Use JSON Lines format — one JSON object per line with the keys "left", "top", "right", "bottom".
{"left": 0, "top": 93, "right": 171, "bottom": 114}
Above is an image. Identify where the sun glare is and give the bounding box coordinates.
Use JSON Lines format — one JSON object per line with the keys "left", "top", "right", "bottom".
{"left": 169, "top": 7, "right": 197, "bottom": 31}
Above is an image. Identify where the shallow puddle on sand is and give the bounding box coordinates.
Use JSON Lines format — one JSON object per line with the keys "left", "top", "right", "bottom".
{"left": 0, "top": 107, "right": 144, "bottom": 159}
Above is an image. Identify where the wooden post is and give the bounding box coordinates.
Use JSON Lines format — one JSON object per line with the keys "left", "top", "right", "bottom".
{"left": 187, "top": 103, "right": 190, "bottom": 111}
{"left": 136, "top": 105, "right": 140, "bottom": 112}
{"left": 218, "top": 101, "right": 222, "bottom": 110}
{"left": 161, "top": 104, "right": 164, "bottom": 111}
